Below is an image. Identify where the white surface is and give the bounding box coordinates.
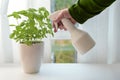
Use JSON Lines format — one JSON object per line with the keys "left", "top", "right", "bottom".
{"left": 0, "top": 64, "right": 120, "bottom": 80}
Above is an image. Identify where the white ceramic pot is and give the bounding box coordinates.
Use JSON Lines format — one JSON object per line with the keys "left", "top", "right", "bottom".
{"left": 20, "top": 42, "right": 44, "bottom": 74}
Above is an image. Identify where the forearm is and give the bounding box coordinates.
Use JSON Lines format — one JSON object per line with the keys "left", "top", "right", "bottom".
{"left": 69, "top": 0, "right": 116, "bottom": 24}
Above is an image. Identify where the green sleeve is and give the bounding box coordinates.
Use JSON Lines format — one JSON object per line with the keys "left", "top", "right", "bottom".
{"left": 69, "top": 0, "right": 116, "bottom": 24}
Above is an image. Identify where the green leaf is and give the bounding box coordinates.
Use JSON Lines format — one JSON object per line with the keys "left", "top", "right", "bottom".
{"left": 8, "top": 12, "right": 21, "bottom": 19}
{"left": 9, "top": 33, "right": 15, "bottom": 39}
{"left": 9, "top": 24, "right": 16, "bottom": 26}
{"left": 16, "top": 26, "right": 21, "bottom": 31}
{"left": 28, "top": 8, "right": 37, "bottom": 12}
{"left": 19, "top": 20, "right": 26, "bottom": 26}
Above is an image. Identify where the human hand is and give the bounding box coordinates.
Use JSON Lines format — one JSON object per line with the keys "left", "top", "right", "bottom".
{"left": 50, "top": 8, "right": 77, "bottom": 32}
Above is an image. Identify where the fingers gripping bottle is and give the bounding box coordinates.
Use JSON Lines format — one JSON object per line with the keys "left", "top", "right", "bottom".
{"left": 49, "top": 11, "right": 95, "bottom": 55}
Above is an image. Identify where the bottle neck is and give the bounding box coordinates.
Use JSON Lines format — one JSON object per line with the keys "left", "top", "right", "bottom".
{"left": 61, "top": 18, "right": 77, "bottom": 33}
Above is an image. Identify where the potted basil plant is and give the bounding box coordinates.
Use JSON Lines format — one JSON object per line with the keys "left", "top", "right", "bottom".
{"left": 8, "top": 7, "right": 54, "bottom": 74}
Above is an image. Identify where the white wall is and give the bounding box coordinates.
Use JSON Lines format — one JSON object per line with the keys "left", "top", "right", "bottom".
{"left": 108, "top": 1, "right": 120, "bottom": 64}
{"left": 27, "top": 0, "right": 51, "bottom": 12}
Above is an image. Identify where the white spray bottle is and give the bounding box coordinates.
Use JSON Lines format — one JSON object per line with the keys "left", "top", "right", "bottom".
{"left": 49, "top": 11, "right": 95, "bottom": 55}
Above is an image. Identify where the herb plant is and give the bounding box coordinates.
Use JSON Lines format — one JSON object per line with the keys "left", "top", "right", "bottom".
{"left": 8, "top": 7, "right": 54, "bottom": 45}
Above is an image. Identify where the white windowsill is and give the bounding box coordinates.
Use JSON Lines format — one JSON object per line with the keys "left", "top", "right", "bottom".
{"left": 0, "top": 63, "right": 120, "bottom": 80}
